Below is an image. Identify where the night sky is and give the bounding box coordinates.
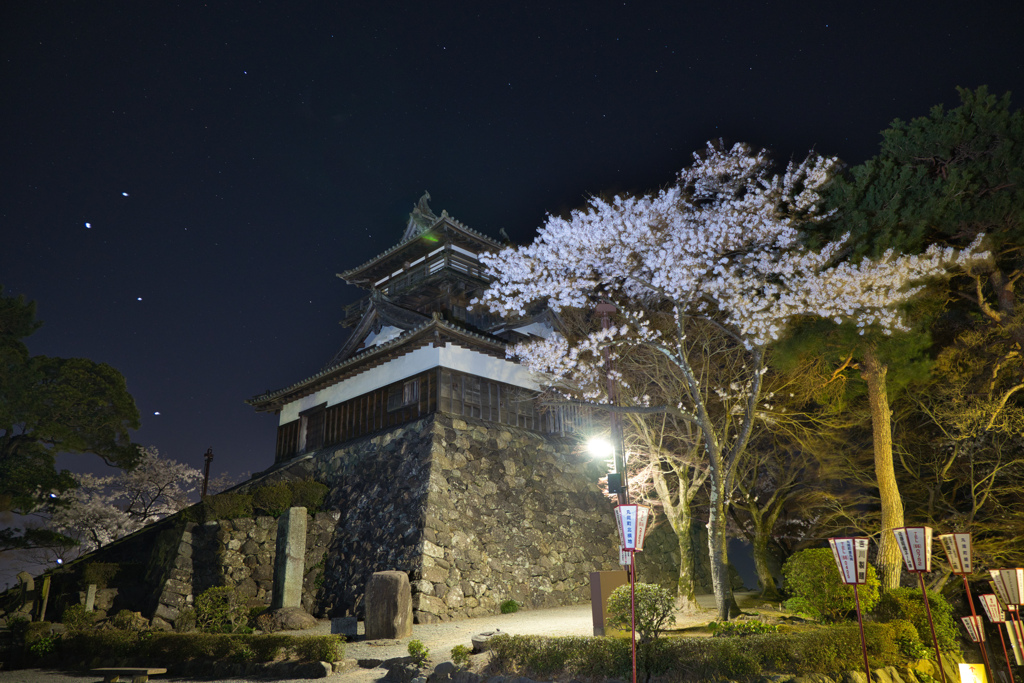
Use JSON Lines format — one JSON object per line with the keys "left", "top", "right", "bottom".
{"left": 2, "top": 2, "right": 1023, "bottom": 488}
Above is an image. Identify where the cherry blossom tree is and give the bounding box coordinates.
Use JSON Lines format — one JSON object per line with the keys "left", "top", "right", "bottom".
{"left": 47, "top": 446, "right": 202, "bottom": 555}
{"left": 477, "top": 141, "right": 988, "bottom": 620}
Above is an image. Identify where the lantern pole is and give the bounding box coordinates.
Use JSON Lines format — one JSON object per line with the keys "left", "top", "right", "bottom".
{"left": 830, "top": 537, "right": 871, "bottom": 683}
{"left": 981, "top": 594, "right": 1017, "bottom": 683}
{"left": 894, "top": 527, "right": 947, "bottom": 683}
{"left": 939, "top": 533, "right": 995, "bottom": 683}
{"left": 631, "top": 549, "right": 638, "bottom": 683}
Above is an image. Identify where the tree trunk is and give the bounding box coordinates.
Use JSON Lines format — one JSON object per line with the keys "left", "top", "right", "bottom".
{"left": 672, "top": 514, "right": 700, "bottom": 613}
{"left": 751, "top": 524, "right": 782, "bottom": 600}
{"left": 861, "top": 348, "right": 904, "bottom": 591}
{"left": 708, "top": 481, "right": 740, "bottom": 620}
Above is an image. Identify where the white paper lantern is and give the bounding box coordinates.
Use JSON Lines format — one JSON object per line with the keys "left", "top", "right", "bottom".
{"left": 829, "top": 537, "right": 869, "bottom": 585}
{"left": 614, "top": 504, "right": 651, "bottom": 552}
{"left": 938, "top": 532, "right": 972, "bottom": 575}
{"left": 979, "top": 594, "right": 1006, "bottom": 623}
{"left": 619, "top": 547, "right": 632, "bottom": 566}
{"left": 990, "top": 568, "right": 1024, "bottom": 606}
{"left": 892, "top": 526, "right": 933, "bottom": 573}
{"left": 962, "top": 615, "right": 986, "bottom": 642}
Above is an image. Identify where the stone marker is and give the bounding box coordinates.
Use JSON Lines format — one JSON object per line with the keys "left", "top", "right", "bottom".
{"left": 271, "top": 506, "right": 307, "bottom": 609}
{"left": 85, "top": 584, "right": 97, "bottom": 611}
{"left": 331, "top": 616, "right": 358, "bottom": 636}
{"left": 365, "top": 571, "right": 413, "bottom": 639}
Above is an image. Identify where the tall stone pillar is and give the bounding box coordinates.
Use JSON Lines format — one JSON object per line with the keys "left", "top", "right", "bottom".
{"left": 271, "top": 506, "right": 307, "bottom": 609}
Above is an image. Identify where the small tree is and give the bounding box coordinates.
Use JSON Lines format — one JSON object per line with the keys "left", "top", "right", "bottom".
{"left": 782, "top": 548, "right": 880, "bottom": 622}
{"left": 607, "top": 583, "right": 676, "bottom": 643}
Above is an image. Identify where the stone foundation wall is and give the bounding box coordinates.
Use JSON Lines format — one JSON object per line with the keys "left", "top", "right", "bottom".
{"left": 151, "top": 512, "right": 337, "bottom": 628}
{"left": 411, "top": 413, "right": 621, "bottom": 622}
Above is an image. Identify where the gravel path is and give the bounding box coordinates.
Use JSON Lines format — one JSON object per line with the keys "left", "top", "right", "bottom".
{"left": 0, "top": 593, "right": 762, "bottom": 683}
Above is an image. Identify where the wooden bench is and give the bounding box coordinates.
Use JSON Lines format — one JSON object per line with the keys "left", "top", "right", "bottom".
{"left": 91, "top": 667, "right": 167, "bottom": 683}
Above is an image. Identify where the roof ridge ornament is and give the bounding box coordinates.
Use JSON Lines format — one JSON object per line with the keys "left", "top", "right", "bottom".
{"left": 402, "top": 191, "right": 438, "bottom": 241}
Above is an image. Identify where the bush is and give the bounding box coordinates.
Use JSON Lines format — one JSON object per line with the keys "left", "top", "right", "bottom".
{"left": 606, "top": 583, "right": 676, "bottom": 642}
{"left": 875, "top": 587, "right": 960, "bottom": 654}
{"left": 487, "top": 621, "right": 918, "bottom": 681}
{"left": 408, "top": 639, "right": 430, "bottom": 668}
{"left": 500, "top": 599, "right": 520, "bottom": 614}
{"left": 194, "top": 586, "right": 249, "bottom": 633}
{"left": 451, "top": 644, "right": 471, "bottom": 670}
{"left": 61, "top": 604, "right": 96, "bottom": 633}
{"left": 292, "top": 635, "right": 344, "bottom": 663}
{"left": 782, "top": 548, "right": 880, "bottom": 622}
{"left": 252, "top": 483, "right": 293, "bottom": 516}
{"left": 194, "top": 492, "right": 253, "bottom": 521}
{"left": 288, "top": 480, "right": 328, "bottom": 512}
{"left": 710, "top": 620, "right": 780, "bottom": 637}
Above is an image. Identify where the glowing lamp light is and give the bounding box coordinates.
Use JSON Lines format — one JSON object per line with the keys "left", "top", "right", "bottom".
{"left": 938, "top": 533, "right": 973, "bottom": 575}
{"left": 962, "top": 615, "right": 986, "bottom": 643}
{"left": 587, "top": 437, "right": 615, "bottom": 461}
{"left": 892, "top": 526, "right": 933, "bottom": 573}
{"left": 614, "top": 504, "right": 651, "bottom": 552}
{"left": 829, "top": 537, "right": 869, "bottom": 585}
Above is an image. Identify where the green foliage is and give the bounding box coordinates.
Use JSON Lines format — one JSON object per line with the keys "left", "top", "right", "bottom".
{"left": 54, "top": 630, "right": 343, "bottom": 668}
{"left": 408, "top": 638, "right": 430, "bottom": 668}
{"left": 606, "top": 582, "right": 676, "bottom": 642}
{"left": 499, "top": 599, "right": 520, "bottom": 614}
{"left": 292, "top": 635, "right": 344, "bottom": 663}
{"left": 782, "top": 548, "right": 880, "bottom": 622}
{"left": 451, "top": 644, "right": 471, "bottom": 670}
{"left": 81, "top": 562, "right": 120, "bottom": 589}
{"left": 710, "top": 619, "right": 780, "bottom": 637}
{"left": 191, "top": 479, "right": 328, "bottom": 522}
{"left": 0, "top": 287, "right": 140, "bottom": 548}
{"left": 252, "top": 482, "right": 292, "bottom": 516}
{"left": 875, "top": 587, "right": 960, "bottom": 653}
{"left": 193, "top": 586, "right": 249, "bottom": 633}
{"left": 488, "top": 622, "right": 918, "bottom": 681}
{"left": 288, "top": 480, "right": 328, "bottom": 513}
{"left": 61, "top": 604, "right": 96, "bottom": 633}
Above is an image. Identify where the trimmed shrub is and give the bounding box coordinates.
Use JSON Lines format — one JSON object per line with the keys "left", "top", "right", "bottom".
{"left": 782, "top": 548, "right": 880, "bottom": 622}
{"left": 292, "top": 635, "right": 344, "bottom": 663}
{"left": 288, "top": 480, "right": 328, "bottom": 513}
{"left": 500, "top": 599, "right": 520, "bottom": 614}
{"left": 710, "top": 620, "right": 780, "bottom": 637}
{"left": 193, "top": 492, "right": 253, "bottom": 521}
{"left": 607, "top": 583, "right": 676, "bottom": 642}
{"left": 252, "top": 483, "right": 292, "bottom": 517}
{"left": 486, "top": 622, "right": 916, "bottom": 681}
{"left": 875, "top": 587, "right": 960, "bottom": 654}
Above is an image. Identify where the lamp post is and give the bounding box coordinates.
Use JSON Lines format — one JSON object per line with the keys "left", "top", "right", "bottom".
{"left": 893, "top": 526, "right": 947, "bottom": 683}
{"left": 615, "top": 503, "right": 652, "bottom": 683}
{"left": 595, "top": 301, "right": 627, "bottom": 506}
{"left": 829, "top": 537, "right": 872, "bottom": 683}
{"left": 939, "top": 533, "right": 994, "bottom": 683}
{"left": 201, "top": 447, "right": 214, "bottom": 498}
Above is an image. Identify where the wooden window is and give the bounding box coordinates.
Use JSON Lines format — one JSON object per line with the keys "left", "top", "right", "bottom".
{"left": 388, "top": 378, "right": 420, "bottom": 411}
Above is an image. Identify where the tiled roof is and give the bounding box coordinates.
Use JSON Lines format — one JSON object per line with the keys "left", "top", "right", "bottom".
{"left": 337, "top": 213, "right": 504, "bottom": 280}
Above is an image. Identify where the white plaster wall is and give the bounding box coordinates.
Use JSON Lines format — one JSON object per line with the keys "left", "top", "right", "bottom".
{"left": 278, "top": 343, "right": 541, "bottom": 425}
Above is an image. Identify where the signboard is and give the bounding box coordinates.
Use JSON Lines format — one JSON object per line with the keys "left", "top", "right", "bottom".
{"left": 614, "top": 504, "right": 651, "bottom": 552}
{"left": 619, "top": 547, "right": 632, "bottom": 566}
{"left": 893, "top": 526, "right": 933, "bottom": 572}
{"left": 958, "top": 662, "right": 988, "bottom": 683}
{"left": 990, "top": 568, "right": 1024, "bottom": 606}
{"left": 979, "top": 594, "right": 1005, "bottom": 623}
{"left": 961, "top": 615, "right": 986, "bottom": 642}
{"left": 938, "top": 533, "right": 973, "bottom": 575}
{"left": 829, "top": 537, "right": 869, "bottom": 585}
